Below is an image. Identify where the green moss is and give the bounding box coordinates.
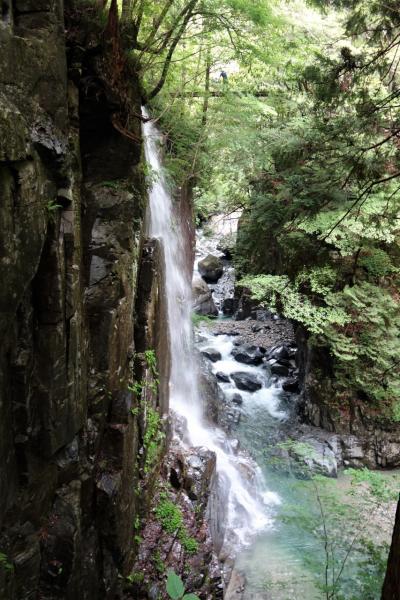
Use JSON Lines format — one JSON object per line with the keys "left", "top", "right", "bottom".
{"left": 155, "top": 492, "right": 199, "bottom": 555}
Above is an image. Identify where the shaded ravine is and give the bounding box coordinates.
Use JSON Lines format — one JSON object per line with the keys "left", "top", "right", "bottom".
{"left": 142, "top": 111, "right": 398, "bottom": 599}
{"left": 142, "top": 110, "right": 276, "bottom": 556}
{"left": 193, "top": 223, "right": 400, "bottom": 600}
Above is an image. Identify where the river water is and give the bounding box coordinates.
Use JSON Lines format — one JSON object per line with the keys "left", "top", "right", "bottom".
{"left": 142, "top": 110, "right": 397, "bottom": 599}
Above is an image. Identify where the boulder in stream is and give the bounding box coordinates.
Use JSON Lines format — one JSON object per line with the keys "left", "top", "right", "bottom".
{"left": 216, "top": 371, "right": 230, "bottom": 383}
{"left": 198, "top": 254, "right": 224, "bottom": 283}
{"left": 270, "top": 362, "right": 290, "bottom": 377}
{"left": 192, "top": 274, "right": 218, "bottom": 316}
{"left": 201, "top": 348, "right": 222, "bottom": 362}
{"left": 222, "top": 297, "right": 238, "bottom": 316}
{"left": 278, "top": 438, "right": 338, "bottom": 479}
{"left": 231, "top": 393, "right": 243, "bottom": 405}
{"left": 282, "top": 377, "right": 300, "bottom": 393}
{"left": 232, "top": 345, "right": 264, "bottom": 366}
{"left": 231, "top": 372, "right": 262, "bottom": 392}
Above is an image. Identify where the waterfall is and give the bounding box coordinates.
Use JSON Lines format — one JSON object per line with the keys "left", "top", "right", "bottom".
{"left": 142, "top": 108, "right": 272, "bottom": 548}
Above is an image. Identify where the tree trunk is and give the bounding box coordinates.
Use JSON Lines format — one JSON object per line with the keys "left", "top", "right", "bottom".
{"left": 201, "top": 47, "right": 211, "bottom": 127}
{"left": 121, "top": 0, "right": 132, "bottom": 22}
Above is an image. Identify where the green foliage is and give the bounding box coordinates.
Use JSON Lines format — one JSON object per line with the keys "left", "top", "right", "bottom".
{"left": 143, "top": 405, "right": 165, "bottom": 474}
{"left": 128, "top": 348, "right": 159, "bottom": 401}
{"left": 0, "top": 552, "right": 13, "bottom": 572}
{"left": 126, "top": 571, "right": 144, "bottom": 584}
{"left": 155, "top": 493, "right": 199, "bottom": 555}
{"left": 279, "top": 471, "right": 397, "bottom": 599}
{"left": 239, "top": 273, "right": 349, "bottom": 334}
{"left": 46, "top": 200, "right": 62, "bottom": 213}
{"left": 166, "top": 570, "right": 200, "bottom": 600}
{"left": 358, "top": 249, "right": 398, "bottom": 278}
{"left": 153, "top": 550, "right": 165, "bottom": 574}
{"left": 191, "top": 313, "right": 215, "bottom": 326}
{"left": 180, "top": 533, "right": 199, "bottom": 554}
{"left": 155, "top": 493, "right": 183, "bottom": 534}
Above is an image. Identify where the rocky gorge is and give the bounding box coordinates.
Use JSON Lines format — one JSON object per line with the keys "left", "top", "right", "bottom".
{"left": 1, "top": 1, "right": 400, "bottom": 599}
{"left": 192, "top": 216, "right": 400, "bottom": 597}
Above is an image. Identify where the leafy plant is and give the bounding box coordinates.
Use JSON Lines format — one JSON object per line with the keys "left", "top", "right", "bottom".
{"left": 0, "top": 552, "right": 13, "bottom": 572}
{"left": 166, "top": 570, "right": 199, "bottom": 600}
{"left": 143, "top": 405, "right": 165, "bottom": 474}
{"left": 155, "top": 493, "right": 199, "bottom": 555}
{"left": 46, "top": 200, "right": 62, "bottom": 213}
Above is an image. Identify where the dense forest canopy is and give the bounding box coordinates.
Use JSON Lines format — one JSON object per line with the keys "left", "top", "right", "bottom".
{"left": 92, "top": 0, "right": 400, "bottom": 428}
{"left": 103, "top": 0, "right": 399, "bottom": 418}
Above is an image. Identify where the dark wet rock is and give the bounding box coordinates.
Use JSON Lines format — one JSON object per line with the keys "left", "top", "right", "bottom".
{"left": 201, "top": 348, "right": 222, "bottom": 362}
{"left": 198, "top": 355, "right": 225, "bottom": 424}
{"left": 148, "top": 583, "right": 161, "bottom": 600}
{"left": 222, "top": 297, "right": 238, "bottom": 316}
{"left": 192, "top": 274, "right": 218, "bottom": 316}
{"left": 198, "top": 254, "right": 224, "bottom": 283}
{"left": 270, "top": 362, "right": 290, "bottom": 377}
{"left": 231, "top": 372, "right": 262, "bottom": 392}
{"left": 282, "top": 377, "right": 300, "bottom": 393}
{"left": 185, "top": 447, "right": 217, "bottom": 502}
{"left": 216, "top": 372, "right": 230, "bottom": 383}
{"left": 0, "top": 6, "right": 172, "bottom": 598}
{"left": 214, "top": 330, "right": 240, "bottom": 337}
{"left": 225, "top": 569, "right": 246, "bottom": 600}
{"left": 232, "top": 345, "right": 264, "bottom": 366}
{"left": 231, "top": 394, "right": 243, "bottom": 405}
{"left": 267, "top": 344, "right": 290, "bottom": 361}
{"left": 132, "top": 443, "right": 221, "bottom": 599}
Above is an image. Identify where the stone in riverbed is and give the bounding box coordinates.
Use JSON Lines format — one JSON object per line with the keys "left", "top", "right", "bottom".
{"left": 198, "top": 254, "right": 223, "bottom": 283}
{"left": 267, "top": 344, "right": 290, "bottom": 361}
{"left": 192, "top": 274, "right": 218, "bottom": 316}
{"left": 270, "top": 362, "right": 290, "bottom": 377}
{"left": 232, "top": 345, "right": 264, "bottom": 366}
{"left": 216, "top": 371, "right": 230, "bottom": 383}
{"left": 282, "top": 377, "right": 300, "bottom": 393}
{"left": 231, "top": 393, "right": 243, "bottom": 405}
{"left": 201, "top": 348, "right": 222, "bottom": 362}
{"left": 222, "top": 297, "right": 238, "bottom": 316}
{"left": 269, "top": 437, "right": 338, "bottom": 479}
{"left": 231, "top": 372, "right": 262, "bottom": 392}
{"left": 291, "top": 438, "right": 338, "bottom": 478}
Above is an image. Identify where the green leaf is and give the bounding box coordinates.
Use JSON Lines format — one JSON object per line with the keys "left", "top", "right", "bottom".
{"left": 183, "top": 594, "right": 200, "bottom": 600}
{"left": 166, "top": 570, "right": 185, "bottom": 599}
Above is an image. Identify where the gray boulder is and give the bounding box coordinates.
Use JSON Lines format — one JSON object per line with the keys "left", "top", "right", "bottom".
{"left": 201, "top": 348, "right": 222, "bottom": 362}
{"left": 270, "top": 362, "right": 290, "bottom": 377}
{"left": 231, "top": 372, "right": 262, "bottom": 392}
{"left": 192, "top": 275, "right": 218, "bottom": 316}
{"left": 232, "top": 345, "right": 264, "bottom": 366}
{"left": 289, "top": 438, "right": 338, "bottom": 479}
{"left": 216, "top": 372, "right": 230, "bottom": 383}
{"left": 198, "top": 254, "right": 224, "bottom": 283}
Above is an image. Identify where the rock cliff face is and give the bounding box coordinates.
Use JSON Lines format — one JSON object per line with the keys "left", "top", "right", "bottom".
{"left": 0, "top": 2, "right": 169, "bottom": 597}
{"left": 382, "top": 497, "right": 400, "bottom": 600}
{"left": 296, "top": 326, "right": 400, "bottom": 470}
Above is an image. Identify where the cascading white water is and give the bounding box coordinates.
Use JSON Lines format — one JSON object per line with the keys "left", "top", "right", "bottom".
{"left": 142, "top": 108, "right": 274, "bottom": 546}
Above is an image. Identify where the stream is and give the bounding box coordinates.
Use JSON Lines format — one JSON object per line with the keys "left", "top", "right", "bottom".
{"left": 142, "top": 110, "right": 398, "bottom": 599}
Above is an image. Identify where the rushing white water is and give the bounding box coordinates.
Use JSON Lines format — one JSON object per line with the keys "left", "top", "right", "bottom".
{"left": 142, "top": 108, "right": 274, "bottom": 546}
